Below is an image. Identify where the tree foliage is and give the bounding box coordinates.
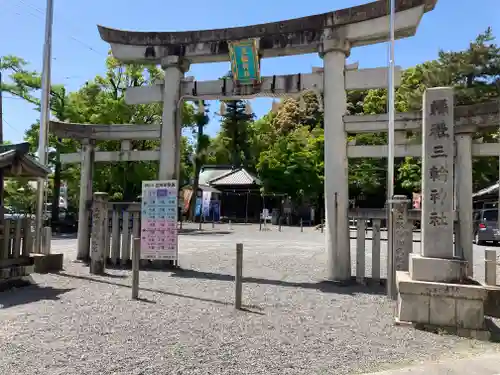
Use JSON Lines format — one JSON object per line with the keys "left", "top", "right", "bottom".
{"left": 188, "top": 101, "right": 211, "bottom": 219}
{"left": 2, "top": 54, "right": 196, "bottom": 205}
{"left": 218, "top": 100, "right": 254, "bottom": 169}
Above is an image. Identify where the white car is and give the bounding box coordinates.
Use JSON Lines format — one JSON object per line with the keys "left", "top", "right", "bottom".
{"left": 4, "top": 207, "right": 34, "bottom": 220}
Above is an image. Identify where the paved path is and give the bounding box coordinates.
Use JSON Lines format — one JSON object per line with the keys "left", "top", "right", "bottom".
{"left": 364, "top": 351, "right": 500, "bottom": 374}
{"left": 1, "top": 224, "right": 492, "bottom": 374}
{"left": 51, "top": 222, "right": 499, "bottom": 284}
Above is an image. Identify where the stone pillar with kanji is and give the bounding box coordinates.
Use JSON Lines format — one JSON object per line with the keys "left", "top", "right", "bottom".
{"left": 409, "top": 87, "right": 466, "bottom": 283}
{"left": 393, "top": 195, "right": 412, "bottom": 272}
{"left": 90, "top": 192, "right": 108, "bottom": 275}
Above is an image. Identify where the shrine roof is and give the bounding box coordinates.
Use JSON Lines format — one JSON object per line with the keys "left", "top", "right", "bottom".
{"left": 210, "top": 168, "right": 262, "bottom": 186}
{"left": 0, "top": 144, "right": 51, "bottom": 178}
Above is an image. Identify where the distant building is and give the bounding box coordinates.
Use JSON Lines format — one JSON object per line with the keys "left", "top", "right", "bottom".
{"left": 473, "top": 181, "right": 500, "bottom": 210}
{"left": 183, "top": 165, "right": 262, "bottom": 222}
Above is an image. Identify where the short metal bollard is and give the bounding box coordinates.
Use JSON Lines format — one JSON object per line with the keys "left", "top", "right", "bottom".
{"left": 300, "top": 218, "right": 303, "bottom": 233}
{"left": 132, "top": 238, "right": 141, "bottom": 300}
{"left": 42, "top": 226, "right": 52, "bottom": 255}
{"left": 228, "top": 220, "right": 232, "bottom": 230}
{"left": 235, "top": 243, "right": 243, "bottom": 309}
{"left": 485, "top": 249, "right": 497, "bottom": 286}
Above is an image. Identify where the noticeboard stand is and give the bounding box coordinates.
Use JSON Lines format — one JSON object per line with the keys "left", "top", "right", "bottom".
{"left": 140, "top": 180, "right": 179, "bottom": 269}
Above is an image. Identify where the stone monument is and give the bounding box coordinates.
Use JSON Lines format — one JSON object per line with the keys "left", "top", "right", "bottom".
{"left": 412, "top": 87, "right": 461, "bottom": 280}
{"left": 396, "top": 88, "right": 490, "bottom": 338}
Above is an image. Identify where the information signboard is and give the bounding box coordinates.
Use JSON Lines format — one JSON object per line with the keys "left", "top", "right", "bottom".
{"left": 140, "top": 180, "right": 178, "bottom": 260}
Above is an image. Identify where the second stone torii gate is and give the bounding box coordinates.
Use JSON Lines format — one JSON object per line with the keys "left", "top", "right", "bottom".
{"left": 50, "top": 65, "right": 401, "bottom": 262}
{"left": 92, "top": 0, "right": 436, "bottom": 281}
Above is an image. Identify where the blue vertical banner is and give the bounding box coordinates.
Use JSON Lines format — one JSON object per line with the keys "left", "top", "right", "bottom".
{"left": 195, "top": 197, "right": 202, "bottom": 217}
{"left": 210, "top": 200, "right": 220, "bottom": 222}
{"left": 202, "top": 192, "right": 211, "bottom": 218}
{"left": 228, "top": 39, "right": 261, "bottom": 85}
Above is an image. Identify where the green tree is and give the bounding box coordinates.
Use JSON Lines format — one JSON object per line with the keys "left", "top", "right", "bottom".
{"left": 359, "top": 28, "right": 500, "bottom": 194}
{"left": 247, "top": 113, "right": 278, "bottom": 164}
{"left": 7, "top": 53, "right": 196, "bottom": 205}
{"left": 4, "top": 179, "right": 37, "bottom": 214}
{"left": 1, "top": 55, "right": 80, "bottom": 219}
{"left": 219, "top": 99, "right": 254, "bottom": 169}
{"left": 258, "top": 125, "right": 324, "bottom": 203}
{"left": 180, "top": 136, "right": 195, "bottom": 186}
{"left": 272, "top": 91, "right": 323, "bottom": 134}
{"left": 188, "top": 101, "right": 211, "bottom": 219}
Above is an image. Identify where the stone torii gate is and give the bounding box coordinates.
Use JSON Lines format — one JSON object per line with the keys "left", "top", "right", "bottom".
{"left": 91, "top": 0, "right": 437, "bottom": 281}
{"left": 50, "top": 64, "right": 402, "bottom": 261}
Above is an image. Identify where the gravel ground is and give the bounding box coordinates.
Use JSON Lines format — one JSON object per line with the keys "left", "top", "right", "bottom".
{"left": 0, "top": 223, "right": 499, "bottom": 375}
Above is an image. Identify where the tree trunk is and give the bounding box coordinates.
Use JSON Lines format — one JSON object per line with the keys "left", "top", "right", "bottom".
{"left": 189, "top": 166, "right": 202, "bottom": 221}
{"left": 232, "top": 128, "right": 239, "bottom": 167}
{"left": 189, "top": 121, "right": 205, "bottom": 220}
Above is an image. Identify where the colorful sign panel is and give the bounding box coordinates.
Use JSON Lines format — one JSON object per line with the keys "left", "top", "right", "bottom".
{"left": 141, "top": 180, "right": 178, "bottom": 260}
{"left": 228, "top": 39, "right": 261, "bottom": 85}
{"left": 210, "top": 200, "right": 221, "bottom": 221}
{"left": 195, "top": 197, "right": 202, "bottom": 217}
{"left": 195, "top": 192, "right": 213, "bottom": 218}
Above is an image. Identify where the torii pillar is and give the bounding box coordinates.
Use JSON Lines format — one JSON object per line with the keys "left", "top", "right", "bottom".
{"left": 159, "top": 56, "right": 190, "bottom": 180}
{"left": 321, "top": 38, "right": 352, "bottom": 282}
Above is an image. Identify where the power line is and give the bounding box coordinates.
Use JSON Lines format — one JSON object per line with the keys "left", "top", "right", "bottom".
{"left": 7, "top": 0, "right": 107, "bottom": 56}
{"left": 17, "top": 0, "right": 105, "bottom": 55}
{"left": 2, "top": 0, "right": 110, "bottom": 150}
{"left": 4, "top": 0, "right": 41, "bottom": 21}
{"left": 2, "top": 117, "right": 19, "bottom": 133}
{"left": 2, "top": 0, "right": 107, "bottom": 83}
{"left": 0, "top": 110, "right": 23, "bottom": 136}
{"left": 2, "top": 95, "right": 25, "bottom": 100}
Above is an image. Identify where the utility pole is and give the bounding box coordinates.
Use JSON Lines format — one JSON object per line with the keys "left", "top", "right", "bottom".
{"left": 51, "top": 89, "right": 65, "bottom": 229}
{"left": 386, "top": 0, "right": 397, "bottom": 299}
{"left": 0, "top": 56, "right": 4, "bottom": 222}
{"left": 35, "top": 0, "right": 55, "bottom": 253}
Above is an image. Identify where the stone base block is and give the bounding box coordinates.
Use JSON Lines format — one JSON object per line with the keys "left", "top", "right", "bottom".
{"left": 410, "top": 253, "right": 466, "bottom": 282}
{"left": 0, "top": 264, "right": 34, "bottom": 281}
{"left": 394, "top": 317, "right": 491, "bottom": 341}
{"left": 396, "top": 271, "right": 488, "bottom": 330}
{"left": 483, "top": 285, "right": 500, "bottom": 318}
{"left": 0, "top": 275, "right": 35, "bottom": 292}
{"left": 31, "top": 253, "right": 64, "bottom": 274}
{"left": 0, "top": 261, "right": 35, "bottom": 292}
{"left": 90, "top": 259, "right": 105, "bottom": 275}
{"left": 76, "top": 255, "right": 90, "bottom": 263}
